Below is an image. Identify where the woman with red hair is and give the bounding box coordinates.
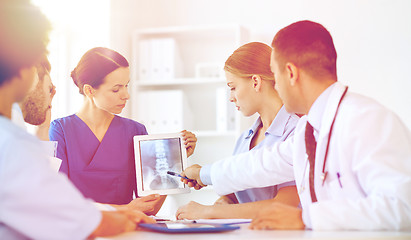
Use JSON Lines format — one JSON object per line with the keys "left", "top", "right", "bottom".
{"left": 176, "top": 42, "right": 300, "bottom": 220}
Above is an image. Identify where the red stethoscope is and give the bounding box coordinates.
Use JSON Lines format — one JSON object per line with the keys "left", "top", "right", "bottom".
{"left": 300, "top": 86, "right": 349, "bottom": 194}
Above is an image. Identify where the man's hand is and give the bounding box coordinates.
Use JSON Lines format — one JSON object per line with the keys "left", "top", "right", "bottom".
{"left": 249, "top": 202, "right": 305, "bottom": 230}
{"left": 88, "top": 210, "right": 155, "bottom": 238}
{"left": 180, "top": 164, "right": 206, "bottom": 190}
{"left": 175, "top": 201, "right": 212, "bottom": 220}
{"left": 113, "top": 194, "right": 167, "bottom": 216}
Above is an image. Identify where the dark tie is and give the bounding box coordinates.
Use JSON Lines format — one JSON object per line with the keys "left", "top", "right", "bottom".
{"left": 305, "top": 122, "right": 318, "bottom": 203}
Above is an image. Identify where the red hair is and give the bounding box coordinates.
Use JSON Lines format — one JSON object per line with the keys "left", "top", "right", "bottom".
{"left": 71, "top": 47, "right": 129, "bottom": 95}
{"left": 224, "top": 42, "right": 275, "bottom": 83}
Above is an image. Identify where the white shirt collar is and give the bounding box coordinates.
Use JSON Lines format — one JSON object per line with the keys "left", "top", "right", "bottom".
{"left": 307, "top": 82, "right": 337, "bottom": 135}
{"left": 11, "top": 103, "right": 27, "bottom": 130}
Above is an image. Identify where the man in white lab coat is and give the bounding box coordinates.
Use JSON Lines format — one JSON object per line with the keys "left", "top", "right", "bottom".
{"left": 0, "top": 1, "right": 155, "bottom": 239}
{"left": 182, "top": 20, "right": 411, "bottom": 230}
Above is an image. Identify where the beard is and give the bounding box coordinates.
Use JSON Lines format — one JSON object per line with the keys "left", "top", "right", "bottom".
{"left": 20, "top": 86, "right": 49, "bottom": 126}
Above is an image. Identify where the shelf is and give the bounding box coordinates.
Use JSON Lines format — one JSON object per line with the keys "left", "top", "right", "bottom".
{"left": 137, "top": 77, "right": 226, "bottom": 87}
{"left": 131, "top": 24, "right": 247, "bottom": 143}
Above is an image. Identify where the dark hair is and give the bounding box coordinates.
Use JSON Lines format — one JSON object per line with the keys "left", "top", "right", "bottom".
{"left": 71, "top": 47, "right": 129, "bottom": 95}
{"left": 0, "top": 0, "right": 51, "bottom": 86}
{"left": 271, "top": 20, "right": 337, "bottom": 78}
{"left": 224, "top": 42, "right": 275, "bottom": 83}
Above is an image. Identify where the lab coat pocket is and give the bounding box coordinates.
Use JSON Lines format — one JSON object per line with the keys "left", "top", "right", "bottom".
{"left": 326, "top": 174, "right": 345, "bottom": 199}
{"left": 326, "top": 174, "right": 364, "bottom": 200}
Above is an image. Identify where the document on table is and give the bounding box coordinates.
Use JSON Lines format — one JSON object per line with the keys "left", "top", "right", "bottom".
{"left": 194, "top": 219, "right": 251, "bottom": 225}
{"left": 153, "top": 216, "right": 251, "bottom": 225}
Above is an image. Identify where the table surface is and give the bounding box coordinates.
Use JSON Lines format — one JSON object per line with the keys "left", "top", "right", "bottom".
{"left": 97, "top": 224, "right": 411, "bottom": 240}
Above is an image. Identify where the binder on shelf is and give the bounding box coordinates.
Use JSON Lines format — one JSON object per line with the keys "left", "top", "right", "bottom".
{"left": 195, "top": 62, "right": 224, "bottom": 79}
{"left": 136, "top": 90, "right": 192, "bottom": 134}
{"left": 216, "top": 87, "right": 227, "bottom": 132}
{"left": 216, "top": 87, "right": 236, "bottom": 132}
{"left": 161, "top": 38, "right": 183, "bottom": 80}
{"left": 138, "top": 38, "right": 183, "bottom": 82}
{"left": 150, "top": 38, "right": 162, "bottom": 81}
{"left": 138, "top": 39, "right": 151, "bottom": 81}
{"left": 227, "top": 98, "right": 236, "bottom": 131}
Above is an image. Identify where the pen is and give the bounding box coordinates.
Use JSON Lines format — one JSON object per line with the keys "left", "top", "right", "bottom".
{"left": 167, "top": 171, "right": 189, "bottom": 180}
{"left": 337, "top": 172, "right": 343, "bottom": 188}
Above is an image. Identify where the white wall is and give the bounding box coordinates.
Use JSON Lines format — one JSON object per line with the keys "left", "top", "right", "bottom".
{"left": 34, "top": 0, "right": 111, "bottom": 120}
{"left": 111, "top": 0, "right": 411, "bottom": 130}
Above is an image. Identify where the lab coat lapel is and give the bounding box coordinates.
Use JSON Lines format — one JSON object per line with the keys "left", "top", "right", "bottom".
{"left": 315, "top": 82, "right": 347, "bottom": 191}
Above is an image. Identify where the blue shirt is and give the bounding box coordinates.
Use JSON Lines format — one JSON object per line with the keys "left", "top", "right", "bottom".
{"left": 233, "top": 106, "right": 298, "bottom": 203}
{"left": 200, "top": 106, "right": 299, "bottom": 203}
{"left": 49, "top": 114, "right": 147, "bottom": 204}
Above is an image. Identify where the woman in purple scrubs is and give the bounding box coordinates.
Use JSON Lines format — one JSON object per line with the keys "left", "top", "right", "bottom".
{"left": 49, "top": 47, "right": 197, "bottom": 208}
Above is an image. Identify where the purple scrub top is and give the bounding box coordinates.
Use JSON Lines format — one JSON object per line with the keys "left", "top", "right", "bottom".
{"left": 49, "top": 114, "right": 147, "bottom": 204}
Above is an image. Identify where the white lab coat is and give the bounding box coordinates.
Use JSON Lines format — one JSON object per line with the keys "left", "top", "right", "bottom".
{"left": 11, "top": 103, "right": 62, "bottom": 171}
{"left": 11, "top": 103, "right": 26, "bottom": 129}
{"left": 0, "top": 116, "right": 101, "bottom": 239}
{"left": 209, "top": 82, "right": 411, "bottom": 230}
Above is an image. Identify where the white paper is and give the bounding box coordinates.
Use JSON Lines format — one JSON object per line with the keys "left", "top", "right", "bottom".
{"left": 194, "top": 219, "right": 251, "bottom": 225}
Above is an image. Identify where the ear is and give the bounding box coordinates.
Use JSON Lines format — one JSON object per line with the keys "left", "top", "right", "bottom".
{"left": 285, "top": 62, "right": 299, "bottom": 87}
{"left": 16, "top": 66, "right": 38, "bottom": 100}
{"left": 251, "top": 75, "right": 263, "bottom": 92}
{"left": 83, "top": 84, "right": 95, "bottom": 98}
{"left": 19, "top": 66, "right": 39, "bottom": 87}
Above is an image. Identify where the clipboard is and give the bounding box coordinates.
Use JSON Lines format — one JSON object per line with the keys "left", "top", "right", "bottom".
{"left": 139, "top": 222, "right": 240, "bottom": 233}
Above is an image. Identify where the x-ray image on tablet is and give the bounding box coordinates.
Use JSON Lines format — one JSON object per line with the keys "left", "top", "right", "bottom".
{"left": 134, "top": 133, "right": 190, "bottom": 196}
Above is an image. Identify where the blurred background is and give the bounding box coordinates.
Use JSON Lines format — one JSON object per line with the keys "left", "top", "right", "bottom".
{"left": 32, "top": 0, "right": 411, "bottom": 218}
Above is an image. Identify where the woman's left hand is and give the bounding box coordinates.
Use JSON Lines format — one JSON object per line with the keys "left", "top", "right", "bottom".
{"left": 175, "top": 201, "right": 212, "bottom": 220}
{"left": 181, "top": 130, "right": 197, "bottom": 158}
{"left": 114, "top": 194, "right": 167, "bottom": 216}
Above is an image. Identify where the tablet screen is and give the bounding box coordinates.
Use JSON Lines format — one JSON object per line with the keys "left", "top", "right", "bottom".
{"left": 139, "top": 138, "right": 184, "bottom": 191}
{"left": 134, "top": 133, "right": 190, "bottom": 196}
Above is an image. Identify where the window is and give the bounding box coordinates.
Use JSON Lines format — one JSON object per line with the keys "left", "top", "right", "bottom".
{"left": 33, "top": 0, "right": 110, "bottom": 119}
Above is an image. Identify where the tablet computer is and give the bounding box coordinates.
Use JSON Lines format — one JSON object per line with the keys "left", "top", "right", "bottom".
{"left": 134, "top": 133, "right": 190, "bottom": 196}
{"left": 139, "top": 223, "right": 240, "bottom": 233}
